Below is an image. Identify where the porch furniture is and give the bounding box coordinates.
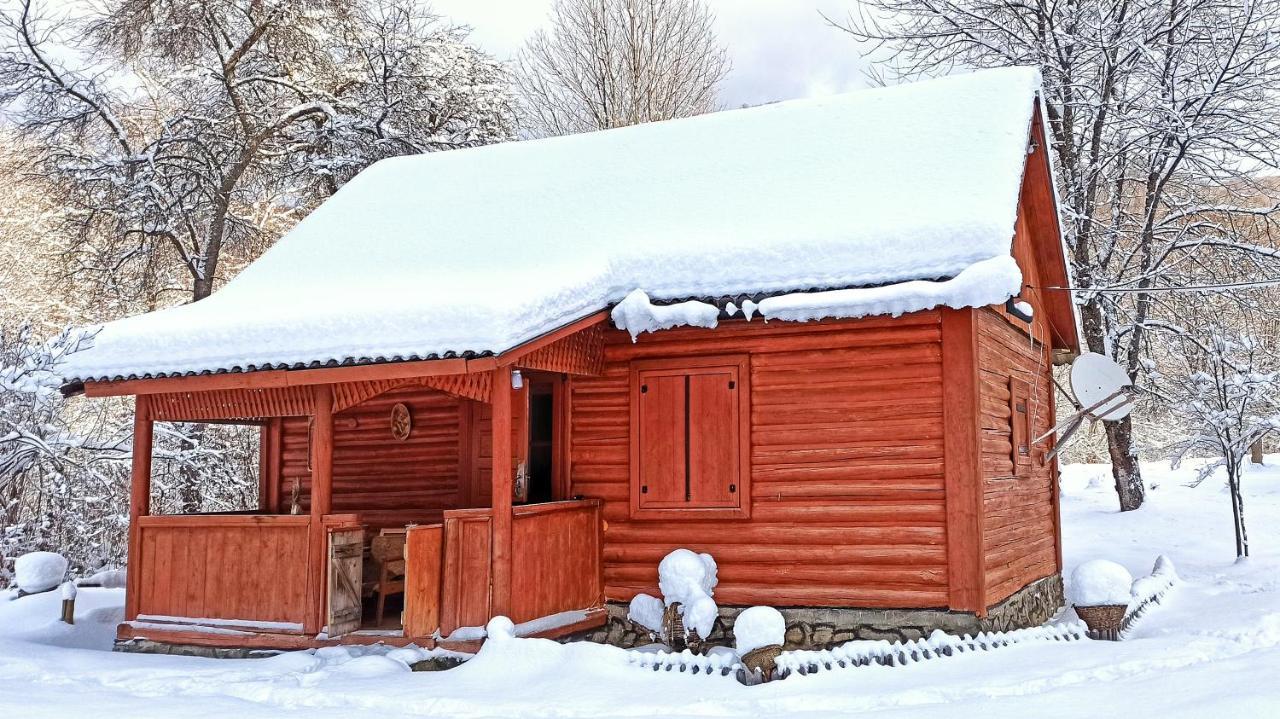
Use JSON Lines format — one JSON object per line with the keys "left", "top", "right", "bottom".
{"left": 371, "top": 533, "right": 408, "bottom": 627}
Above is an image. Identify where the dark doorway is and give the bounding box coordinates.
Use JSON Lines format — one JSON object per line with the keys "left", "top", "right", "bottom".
{"left": 527, "top": 380, "right": 556, "bottom": 503}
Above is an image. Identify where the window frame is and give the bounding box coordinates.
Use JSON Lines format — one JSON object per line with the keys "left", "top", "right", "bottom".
{"left": 628, "top": 354, "right": 752, "bottom": 520}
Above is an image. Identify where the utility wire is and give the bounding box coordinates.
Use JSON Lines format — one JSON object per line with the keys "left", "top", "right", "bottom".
{"left": 1034, "top": 278, "right": 1280, "bottom": 293}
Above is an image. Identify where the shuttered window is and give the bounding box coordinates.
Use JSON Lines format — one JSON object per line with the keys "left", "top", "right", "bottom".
{"left": 1009, "top": 376, "right": 1032, "bottom": 477}
{"left": 630, "top": 355, "right": 750, "bottom": 519}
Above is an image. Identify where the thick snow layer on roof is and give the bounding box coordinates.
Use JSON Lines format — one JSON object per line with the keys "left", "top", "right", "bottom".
{"left": 64, "top": 67, "right": 1043, "bottom": 382}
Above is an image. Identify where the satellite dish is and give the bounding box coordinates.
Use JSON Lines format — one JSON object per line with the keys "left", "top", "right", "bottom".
{"left": 1069, "top": 352, "right": 1134, "bottom": 421}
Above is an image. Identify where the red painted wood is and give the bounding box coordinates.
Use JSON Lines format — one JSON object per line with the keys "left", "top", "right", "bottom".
{"left": 403, "top": 524, "right": 444, "bottom": 638}
{"left": 509, "top": 500, "right": 604, "bottom": 624}
{"left": 688, "top": 369, "right": 739, "bottom": 508}
{"left": 490, "top": 369, "right": 514, "bottom": 618}
{"left": 306, "top": 385, "right": 333, "bottom": 634}
{"left": 941, "top": 308, "right": 986, "bottom": 614}
{"left": 977, "top": 308, "right": 1060, "bottom": 605}
{"left": 575, "top": 314, "right": 953, "bottom": 609}
{"left": 440, "top": 511, "right": 492, "bottom": 635}
{"left": 635, "top": 372, "right": 685, "bottom": 508}
{"left": 126, "top": 397, "right": 152, "bottom": 621}
{"left": 133, "top": 515, "right": 311, "bottom": 625}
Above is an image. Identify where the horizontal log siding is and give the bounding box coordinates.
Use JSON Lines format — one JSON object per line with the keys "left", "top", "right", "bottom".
{"left": 978, "top": 308, "right": 1059, "bottom": 605}
{"left": 572, "top": 313, "right": 949, "bottom": 609}
{"left": 278, "top": 386, "right": 466, "bottom": 525}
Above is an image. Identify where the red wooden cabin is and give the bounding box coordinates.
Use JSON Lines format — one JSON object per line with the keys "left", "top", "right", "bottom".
{"left": 63, "top": 68, "right": 1080, "bottom": 653}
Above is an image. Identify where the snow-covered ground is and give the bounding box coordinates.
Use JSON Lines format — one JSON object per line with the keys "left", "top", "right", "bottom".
{"left": 4, "top": 458, "right": 1280, "bottom": 717}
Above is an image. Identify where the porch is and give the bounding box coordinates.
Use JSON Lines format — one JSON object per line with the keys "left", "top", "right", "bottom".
{"left": 108, "top": 316, "right": 609, "bottom": 652}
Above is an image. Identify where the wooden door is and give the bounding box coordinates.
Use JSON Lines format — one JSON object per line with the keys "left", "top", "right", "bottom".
{"left": 327, "top": 529, "right": 363, "bottom": 636}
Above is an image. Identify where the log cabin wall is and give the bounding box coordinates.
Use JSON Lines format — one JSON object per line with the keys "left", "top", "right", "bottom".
{"left": 571, "top": 313, "right": 950, "bottom": 609}
{"left": 976, "top": 200, "right": 1064, "bottom": 607}
{"left": 275, "top": 385, "right": 472, "bottom": 527}
{"left": 977, "top": 307, "right": 1059, "bottom": 605}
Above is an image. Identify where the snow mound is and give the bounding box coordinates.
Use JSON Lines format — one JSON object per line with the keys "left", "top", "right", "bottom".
{"left": 77, "top": 567, "right": 126, "bottom": 589}
{"left": 612, "top": 290, "right": 719, "bottom": 341}
{"left": 14, "top": 552, "right": 68, "bottom": 593}
{"left": 657, "top": 549, "right": 720, "bottom": 639}
{"left": 1071, "top": 559, "right": 1134, "bottom": 606}
{"left": 658, "top": 549, "right": 718, "bottom": 600}
{"left": 734, "top": 606, "right": 786, "bottom": 655}
{"left": 628, "top": 593, "right": 665, "bottom": 633}
{"left": 486, "top": 616, "right": 516, "bottom": 642}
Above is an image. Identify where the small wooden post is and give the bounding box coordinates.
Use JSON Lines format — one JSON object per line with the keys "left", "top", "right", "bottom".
{"left": 60, "top": 582, "right": 76, "bottom": 624}
{"left": 125, "top": 397, "right": 153, "bottom": 622}
{"left": 490, "top": 369, "right": 514, "bottom": 618}
{"left": 307, "top": 384, "right": 335, "bottom": 634}
{"left": 1251, "top": 439, "right": 1264, "bottom": 465}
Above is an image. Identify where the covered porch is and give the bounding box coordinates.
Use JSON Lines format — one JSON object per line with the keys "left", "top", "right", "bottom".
{"left": 103, "top": 316, "right": 608, "bottom": 652}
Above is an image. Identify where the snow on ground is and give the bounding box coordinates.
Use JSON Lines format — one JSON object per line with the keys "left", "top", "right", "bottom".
{"left": 4, "top": 457, "right": 1280, "bottom": 717}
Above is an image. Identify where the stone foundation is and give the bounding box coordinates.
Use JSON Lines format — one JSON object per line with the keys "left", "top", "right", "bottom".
{"left": 569, "top": 574, "right": 1064, "bottom": 651}
{"left": 113, "top": 638, "right": 282, "bottom": 659}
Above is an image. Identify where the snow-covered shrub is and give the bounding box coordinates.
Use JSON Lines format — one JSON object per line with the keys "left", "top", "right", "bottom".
{"left": 77, "top": 567, "right": 126, "bottom": 589}
{"left": 733, "top": 606, "right": 785, "bottom": 655}
{"left": 657, "top": 549, "right": 718, "bottom": 600}
{"left": 1070, "top": 559, "right": 1133, "bottom": 606}
{"left": 14, "top": 551, "right": 68, "bottom": 593}
{"left": 628, "top": 593, "right": 664, "bottom": 633}
{"left": 656, "top": 549, "right": 720, "bottom": 639}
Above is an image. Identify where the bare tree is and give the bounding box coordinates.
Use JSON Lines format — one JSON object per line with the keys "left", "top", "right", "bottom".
{"left": 834, "top": 0, "right": 1280, "bottom": 510}
{"left": 515, "top": 0, "right": 729, "bottom": 136}
{"left": 0, "top": 0, "right": 516, "bottom": 305}
{"left": 1167, "top": 326, "right": 1280, "bottom": 559}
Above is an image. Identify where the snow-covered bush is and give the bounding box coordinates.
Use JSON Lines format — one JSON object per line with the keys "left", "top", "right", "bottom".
{"left": 656, "top": 549, "right": 720, "bottom": 639}
{"left": 77, "top": 567, "right": 126, "bottom": 589}
{"left": 1070, "top": 559, "right": 1134, "bottom": 607}
{"left": 14, "top": 551, "right": 68, "bottom": 593}
{"left": 627, "top": 593, "right": 664, "bottom": 633}
{"left": 733, "top": 606, "right": 785, "bottom": 655}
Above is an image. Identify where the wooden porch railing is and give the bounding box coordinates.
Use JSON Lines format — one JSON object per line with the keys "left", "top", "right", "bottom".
{"left": 133, "top": 514, "right": 311, "bottom": 629}
{"left": 405, "top": 499, "right": 604, "bottom": 637}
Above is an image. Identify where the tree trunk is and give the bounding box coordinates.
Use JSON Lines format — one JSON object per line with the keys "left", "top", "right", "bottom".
{"left": 1105, "top": 416, "right": 1144, "bottom": 511}
{"left": 1080, "top": 299, "right": 1145, "bottom": 511}
{"left": 177, "top": 423, "right": 205, "bottom": 513}
{"left": 1251, "top": 439, "right": 1264, "bottom": 465}
{"left": 1227, "top": 463, "right": 1248, "bottom": 558}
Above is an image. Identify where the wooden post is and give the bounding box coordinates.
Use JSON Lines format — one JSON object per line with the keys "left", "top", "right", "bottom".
{"left": 940, "top": 309, "right": 987, "bottom": 615}
{"left": 1251, "top": 439, "right": 1264, "bottom": 465}
{"left": 491, "top": 369, "right": 514, "bottom": 618}
{"left": 307, "top": 384, "right": 335, "bottom": 634}
{"left": 125, "top": 396, "right": 153, "bottom": 621}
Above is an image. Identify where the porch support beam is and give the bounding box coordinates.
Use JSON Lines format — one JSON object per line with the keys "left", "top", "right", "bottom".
{"left": 490, "top": 368, "right": 514, "bottom": 618}
{"left": 307, "top": 384, "right": 335, "bottom": 634}
{"left": 125, "top": 396, "right": 153, "bottom": 621}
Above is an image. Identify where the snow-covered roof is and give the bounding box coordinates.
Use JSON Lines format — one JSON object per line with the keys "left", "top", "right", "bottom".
{"left": 65, "top": 67, "right": 1050, "bottom": 384}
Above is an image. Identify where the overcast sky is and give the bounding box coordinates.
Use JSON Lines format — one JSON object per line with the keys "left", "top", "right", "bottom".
{"left": 427, "top": 0, "right": 872, "bottom": 108}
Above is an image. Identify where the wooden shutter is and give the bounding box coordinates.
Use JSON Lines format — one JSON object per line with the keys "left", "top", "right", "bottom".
{"left": 637, "top": 372, "right": 687, "bottom": 508}
{"left": 688, "top": 369, "right": 740, "bottom": 508}
{"left": 327, "top": 528, "right": 363, "bottom": 637}
{"left": 630, "top": 355, "right": 750, "bottom": 519}
{"left": 1009, "top": 376, "right": 1032, "bottom": 476}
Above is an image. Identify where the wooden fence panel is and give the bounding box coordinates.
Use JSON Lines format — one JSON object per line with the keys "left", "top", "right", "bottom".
{"left": 440, "top": 511, "right": 492, "bottom": 636}
{"left": 403, "top": 524, "right": 444, "bottom": 638}
{"left": 134, "top": 515, "right": 311, "bottom": 628}
{"left": 509, "top": 500, "right": 604, "bottom": 624}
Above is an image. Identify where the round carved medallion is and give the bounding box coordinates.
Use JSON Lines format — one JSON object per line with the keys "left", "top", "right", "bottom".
{"left": 390, "top": 402, "right": 412, "bottom": 441}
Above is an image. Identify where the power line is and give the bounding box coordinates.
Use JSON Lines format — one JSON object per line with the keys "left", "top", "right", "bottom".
{"left": 1035, "top": 278, "right": 1280, "bottom": 293}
